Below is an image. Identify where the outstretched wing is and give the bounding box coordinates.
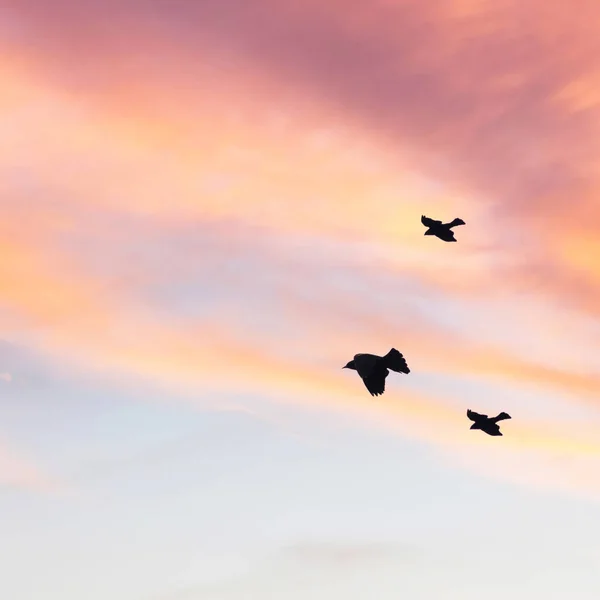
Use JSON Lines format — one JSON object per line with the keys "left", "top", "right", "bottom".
{"left": 362, "top": 363, "right": 389, "bottom": 397}
{"left": 467, "top": 409, "right": 487, "bottom": 422}
{"left": 492, "top": 412, "right": 511, "bottom": 422}
{"left": 434, "top": 229, "right": 457, "bottom": 242}
{"left": 482, "top": 424, "right": 502, "bottom": 436}
{"left": 421, "top": 215, "right": 442, "bottom": 227}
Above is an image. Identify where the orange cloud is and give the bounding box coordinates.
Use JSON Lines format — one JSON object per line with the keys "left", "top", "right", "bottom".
{"left": 1, "top": 192, "right": 599, "bottom": 456}
{"left": 3, "top": 213, "right": 600, "bottom": 498}
{"left": 1, "top": 210, "right": 595, "bottom": 417}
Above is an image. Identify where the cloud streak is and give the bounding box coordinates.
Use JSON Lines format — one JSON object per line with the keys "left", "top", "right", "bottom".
{"left": 3, "top": 0, "right": 600, "bottom": 497}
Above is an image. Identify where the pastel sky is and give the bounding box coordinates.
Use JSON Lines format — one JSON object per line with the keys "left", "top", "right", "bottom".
{"left": 3, "top": 1, "right": 600, "bottom": 598}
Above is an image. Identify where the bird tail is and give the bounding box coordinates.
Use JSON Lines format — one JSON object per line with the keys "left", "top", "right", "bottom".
{"left": 448, "top": 218, "right": 465, "bottom": 228}
{"left": 492, "top": 412, "right": 511, "bottom": 422}
{"left": 383, "top": 348, "right": 410, "bottom": 374}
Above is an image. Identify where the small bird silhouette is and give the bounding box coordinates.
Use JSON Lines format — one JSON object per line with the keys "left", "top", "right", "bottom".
{"left": 421, "top": 215, "right": 465, "bottom": 242}
{"left": 343, "top": 348, "right": 410, "bottom": 396}
{"left": 467, "top": 409, "right": 511, "bottom": 436}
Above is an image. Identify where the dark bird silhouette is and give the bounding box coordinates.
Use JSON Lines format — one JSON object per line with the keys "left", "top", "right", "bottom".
{"left": 421, "top": 215, "right": 465, "bottom": 242}
{"left": 467, "top": 409, "right": 511, "bottom": 436}
{"left": 343, "top": 348, "right": 410, "bottom": 396}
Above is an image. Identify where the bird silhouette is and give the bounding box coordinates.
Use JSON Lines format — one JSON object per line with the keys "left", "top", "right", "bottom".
{"left": 421, "top": 215, "right": 465, "bottom": 242}
{"left": 467, "top": 409, "right": 511, "bottom": 436}
{"left": 343, "top": 348, "right": 410, "bottom": 396}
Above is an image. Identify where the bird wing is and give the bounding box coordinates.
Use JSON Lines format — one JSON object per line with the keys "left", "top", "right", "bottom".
{"left": 481, "top": 424, "right": 502, "bottom": 436}
{"left": 492, "top": 412, "right": 511, "bottom": 423}
{"left": 421, "top": 215, "right": 442, "bottom": 227}
{"left": 362, "top": 364, "right": 389, "bottom": 397}
{"left": 467, "top": 409, "right": 487, "bottom": 422}
{"left": 435, "top": 229, "right": 457, "bottom": 242}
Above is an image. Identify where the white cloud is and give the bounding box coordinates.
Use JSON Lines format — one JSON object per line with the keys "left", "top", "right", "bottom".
{"left": 0, "top": 372, "right": 11, "bottom": 383}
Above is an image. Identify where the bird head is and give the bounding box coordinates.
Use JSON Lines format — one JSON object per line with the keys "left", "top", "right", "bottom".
{"left": 343, "top": 360, "right": 356, "bottom": 370}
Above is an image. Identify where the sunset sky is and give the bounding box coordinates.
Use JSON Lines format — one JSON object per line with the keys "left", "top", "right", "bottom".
{"left": 3, "top": 1, "right": 600, "bottom": 598}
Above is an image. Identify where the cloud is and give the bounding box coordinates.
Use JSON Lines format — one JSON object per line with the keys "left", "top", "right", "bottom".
{"left": 0, "top": 441, "right": 57, "bottom": 492}
{"left": 0, "top": 206, "right": 599, "bottom": 497}
{"left": 2, "top": 0, "right": 598, "bottom": 321}
{"left": 0, "top": 372, "right": 11, "bottom": 383}
{"left": 3, "top": 0, "right": 600, "bottom": 500}
{"left": 151, "top": 539, "right": 418, "bottom": 600}
{"left": 278, "top": 540, "right": 417, "bottom": 567}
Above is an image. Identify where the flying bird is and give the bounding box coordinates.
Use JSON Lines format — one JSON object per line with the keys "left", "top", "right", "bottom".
{"left": 466, "top": 409, "right": 511, "bottom": 436}
{"left": 421, "top": 215, "right": 465, "bottom": 242}
{"left": 343, "top": 348, "right": 410, "bottom": 396}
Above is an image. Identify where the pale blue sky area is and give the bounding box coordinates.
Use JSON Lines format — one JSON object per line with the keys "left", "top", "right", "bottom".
{"left": 1, "top": 356, "right": 600, "bottom": 600}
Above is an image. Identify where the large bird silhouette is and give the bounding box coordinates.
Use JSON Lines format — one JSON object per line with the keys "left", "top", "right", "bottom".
{"left": 421, "top": 215, "right": 465, "bottom": 242}
{"left": 343, "top": 348, "right": 410, "bottom": 396}
{"left": 467, "top": 409, "right": 511, "bottom": 436}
